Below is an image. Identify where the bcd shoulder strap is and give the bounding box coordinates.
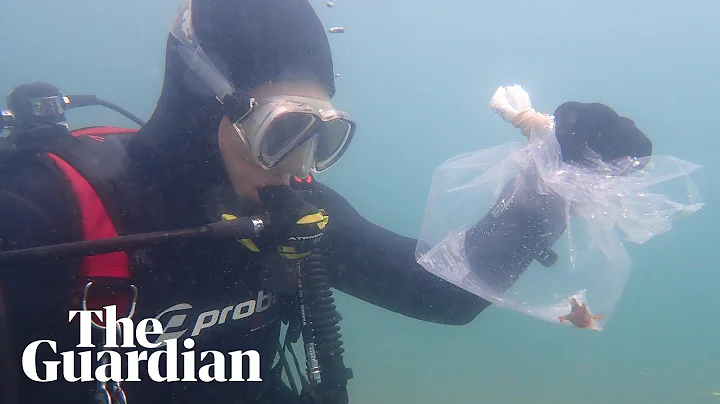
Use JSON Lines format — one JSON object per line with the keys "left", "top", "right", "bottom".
{"left": 44, "top": 126, "right": 139, "bottom": 325}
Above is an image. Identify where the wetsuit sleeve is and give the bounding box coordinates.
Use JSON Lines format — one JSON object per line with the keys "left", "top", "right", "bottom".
{"left": 310, "top": 182, "right": 490, "bottom": 326}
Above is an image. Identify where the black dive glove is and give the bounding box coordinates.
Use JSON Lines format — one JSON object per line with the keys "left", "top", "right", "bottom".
{"left": 553, "top": 101, "right": 652, "bottom": 169}
{"left": 464, "top": 101, "right": 653, "bottom": 293}
{"left": 254, "top": 185, "right": 328, "bottom": 260}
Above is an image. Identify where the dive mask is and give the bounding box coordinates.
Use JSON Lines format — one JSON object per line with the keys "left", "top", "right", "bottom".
{"left": 169, "top": 0, "right": 355, "bottom": 176}
{"left": 235, "top": 95, "right": 355, "bottom": 174}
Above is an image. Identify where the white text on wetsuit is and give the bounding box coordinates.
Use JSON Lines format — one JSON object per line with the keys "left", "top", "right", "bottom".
{"left": 20, "top": 305, "right": 262, "bottom": 383}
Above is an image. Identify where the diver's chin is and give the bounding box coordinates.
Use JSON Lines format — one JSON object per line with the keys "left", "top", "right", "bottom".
{"left": 248, "top": 189, "right": 262, "bottom": 206}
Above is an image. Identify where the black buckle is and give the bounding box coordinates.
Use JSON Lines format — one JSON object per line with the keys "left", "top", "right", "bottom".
{"left": 221, "top": 91, "right": 257, "bottom": 124}
{"left": 535, "top": 248, "right": 558, "bottom": 267}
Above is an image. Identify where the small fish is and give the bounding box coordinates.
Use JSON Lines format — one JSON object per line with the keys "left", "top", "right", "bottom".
{"left": 328, "top": 27, "right": 345, "bottom": 34}
{"left": 335, "top": 73, "right": 341, "bottom": 78}
{"left": 326, "top": 1, "right": 335, "bottom": 7}
{"left": 559, "top": 297, "right": 603, "bottom": 330}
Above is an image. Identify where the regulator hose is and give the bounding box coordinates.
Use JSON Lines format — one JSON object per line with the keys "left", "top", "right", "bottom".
{"left": 298, "top": 247, "right": 353, "bottom": 404}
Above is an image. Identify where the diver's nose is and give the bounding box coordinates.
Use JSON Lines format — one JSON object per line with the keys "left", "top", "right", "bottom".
{"left": 269, "top": 136, "right": 317, "bottom": 178}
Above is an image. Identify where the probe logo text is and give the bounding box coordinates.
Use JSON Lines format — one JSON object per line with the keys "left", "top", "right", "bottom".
{"left": 154, "top": 290, "right": 277, "bottom": 344}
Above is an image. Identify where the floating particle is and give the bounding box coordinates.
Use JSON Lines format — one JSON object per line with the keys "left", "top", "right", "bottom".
{"left": 326, "top": 1, "right": 334, "bottom": 7}
{"left": 335, "top": 73, "right": 341, "bottom": 78}
{"left": 328, "top": 27, "right": 345, "bottom": 33}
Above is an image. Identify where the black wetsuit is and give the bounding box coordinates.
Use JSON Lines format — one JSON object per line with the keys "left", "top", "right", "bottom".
{"left": 0, "top": 127, "right": 490, "bottom": 404}
{"left": 0, "top": 0, "right": 653, "bottom": 395}
{"left": 0, "top": 97, "right": 655, "bottom": 404}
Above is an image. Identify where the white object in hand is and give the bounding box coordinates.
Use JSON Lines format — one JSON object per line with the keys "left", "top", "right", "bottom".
{"left": 489, "top": 85, "right": 553, "bottom": 138}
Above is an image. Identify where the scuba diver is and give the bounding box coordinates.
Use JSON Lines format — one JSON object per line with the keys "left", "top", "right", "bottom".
{"left": 0, "top": 0, "right": 655, "bottom": 403}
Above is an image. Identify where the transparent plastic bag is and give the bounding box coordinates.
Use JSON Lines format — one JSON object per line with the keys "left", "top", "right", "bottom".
{"left": 415, "top": 85, "right": 703, "bottom": 330}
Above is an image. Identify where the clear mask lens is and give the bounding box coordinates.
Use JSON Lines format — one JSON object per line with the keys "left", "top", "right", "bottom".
{"left": 256, "top": 110, "right": 353, "bottom": 172}
{"left": 270, "top": 137, "right": 317, "bottom": 178}
{"left": 260, "top": 112, "right": 316, "bottom": 159}
{"left": 313, "top": 118, "right": 353, "bottom": 171}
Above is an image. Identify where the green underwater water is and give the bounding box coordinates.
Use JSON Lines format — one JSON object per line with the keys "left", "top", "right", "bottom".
{"left": 2, "top": 0, "right": 719, "bottom": 402}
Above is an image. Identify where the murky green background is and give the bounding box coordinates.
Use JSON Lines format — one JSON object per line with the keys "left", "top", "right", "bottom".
{"left": 2, "top": 0, "right": 718, "bottom": 402}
